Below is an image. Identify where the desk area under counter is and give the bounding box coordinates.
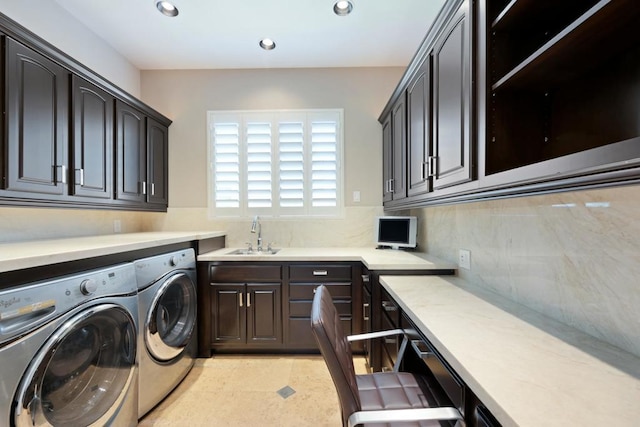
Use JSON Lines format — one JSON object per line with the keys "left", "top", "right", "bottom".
{"left": 379, "top": 275, "right": 640, "bottom": 427}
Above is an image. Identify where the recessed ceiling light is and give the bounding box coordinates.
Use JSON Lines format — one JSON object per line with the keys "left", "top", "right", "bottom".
{"left": 156, "top": 1, "right": 179, "bottom": 17}
{"left": 333, "top": 0, "right": 353, "bottom": 16}
{"left": 259, "top": 38, "right": 276, "bottom": 51}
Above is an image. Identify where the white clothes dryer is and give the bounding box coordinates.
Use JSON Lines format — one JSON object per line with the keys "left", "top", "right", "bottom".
{"left": 134, "top": 248, "right": 197, "bottom": 418}
{"left": 0, "top": 263, "right": 138, "bottom": 427}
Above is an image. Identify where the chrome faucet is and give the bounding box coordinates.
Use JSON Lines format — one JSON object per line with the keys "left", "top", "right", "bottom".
{"left": 250, "top": 215, "right": 263, "bottom": 252}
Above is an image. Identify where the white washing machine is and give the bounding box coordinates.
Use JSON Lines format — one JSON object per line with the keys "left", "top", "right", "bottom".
{"left": 0, "top": 263, "right": 138, "bottom": 427}
{"left": 134, "top": 248, "right": 198, "bottom": 418}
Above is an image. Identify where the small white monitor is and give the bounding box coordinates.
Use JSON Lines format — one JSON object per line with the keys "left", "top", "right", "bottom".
{"left": 374, "top": 216, "right": 418, "bottom": 250}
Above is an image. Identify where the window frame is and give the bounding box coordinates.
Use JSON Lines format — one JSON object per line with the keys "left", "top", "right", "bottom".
{"left": 207, "top": 109, "right": 344, "bottom": 219}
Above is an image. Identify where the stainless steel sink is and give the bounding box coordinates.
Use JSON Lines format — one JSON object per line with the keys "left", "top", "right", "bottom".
{"left": 227, "top": 248, "right": 280, "bottom": 255}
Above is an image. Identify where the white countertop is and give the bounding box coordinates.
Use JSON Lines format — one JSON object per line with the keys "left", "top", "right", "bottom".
{"left": 198, "top": 247, "right": 456, "bottom": 271}
{"left": 0, "top": 231, "right": 225, "bottom": 273}
{"left": 379, "top": 275, "right": 640, "bottom": 427}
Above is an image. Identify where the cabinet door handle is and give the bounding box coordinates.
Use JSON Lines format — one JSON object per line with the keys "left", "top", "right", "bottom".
{"left": 238, "top": 292, "right": 243, "bottom": 307}
{"left": 151, "top": 182, "right": 155, "bottom": 196}
{"left": 389, "top": 178, "right": 395, "bottom": 193}
{"left": 363, "top": 303, "right": 370, "bottom": 321}
{"left": 361, "top": 274, "right": 370, "bottom": 283}
{"left": 75, "top": 168, "right": 84, "bottom": 186}
{"left": 247, "top": 292, "right": 251, "bottom": 307}
{"left": 55, "top": 165, "right": 67, "bottom": 184}
{"left": 313, "top": 270, "right": 328, "bottom": 276}
{"left": 141, "top": 181, "right": 147, "bottom": 195}
{"left": 427, "top": 156, "right": 437, "bottom": 177}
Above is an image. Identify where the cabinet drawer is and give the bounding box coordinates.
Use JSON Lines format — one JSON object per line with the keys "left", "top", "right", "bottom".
{"left": 413, "top": 338, "right": 464, "bottom": 409}
{"left": 289, "top": 300, "right": 351, "bottom": 317}
{"left": 289, "top": 265, "right": 351, "bottom": 281}
{"left": 289, "top": 283, "right": 351, "bottom": 300}
{"left": 210, "top": 265, "right": 282, "bottom": 282}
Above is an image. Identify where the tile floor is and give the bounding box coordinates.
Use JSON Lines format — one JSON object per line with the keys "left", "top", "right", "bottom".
{"left": 138, "top": 354, "right": 368, "bottom": 426}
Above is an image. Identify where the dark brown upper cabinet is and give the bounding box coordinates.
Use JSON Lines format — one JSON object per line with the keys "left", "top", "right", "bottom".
{"left": 0, "top": 12, "right": 171, "bottom": 211}
{"left": 432, "top": 0, "right": 473, "bottom": 190}
{"left": 3, "top": 37, "right": 69, "bottom": 195}
{"left": 382, "top": 96, "right": 408, "bottom": 204}
{"left": 381, "top": 115, "right": 393, "bottom": 203}
{"left": 115, "top": 100, "right": 146, "bottom": 203}
{"left": 71, "top": 76, "right": 114, "bottom": 199}
{"left": 407, "top": 57, "right": 432, "bottom": 197}
{"left": 147, "top": 117, "right": 169, "bottom": 206}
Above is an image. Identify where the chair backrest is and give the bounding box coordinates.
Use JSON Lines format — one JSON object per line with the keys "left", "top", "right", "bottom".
{"left": 310, "top": 285, "right": 360, "bottom": 426}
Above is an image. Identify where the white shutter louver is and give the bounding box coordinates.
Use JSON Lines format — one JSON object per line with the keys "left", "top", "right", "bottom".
{"left": 213, "top": 122, "right": 240, "bottom": 208}
{"left": 246, "top": 122, "right": 272, "bottom": 208}
{"left": 279, "top": 122, "right": 304, "bottom": 208}
{"left": 311, "top": 121, "right": 338, "bottom": 207}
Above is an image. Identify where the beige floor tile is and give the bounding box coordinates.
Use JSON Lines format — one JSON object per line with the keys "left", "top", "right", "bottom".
{"left": 138, "top": 355, "right": 365, "bottom": 426}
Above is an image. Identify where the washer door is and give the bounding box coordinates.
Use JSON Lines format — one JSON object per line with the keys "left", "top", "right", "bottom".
{"left": 145, "top": 272, "right": 196, "bottom": 361}
{"left": 14, "top": 303, "right": 136, "bottom": 427}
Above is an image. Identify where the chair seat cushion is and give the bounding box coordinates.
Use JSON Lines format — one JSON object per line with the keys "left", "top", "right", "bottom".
{"left": 356, "top": 372, "right": 443, "bottom": 427}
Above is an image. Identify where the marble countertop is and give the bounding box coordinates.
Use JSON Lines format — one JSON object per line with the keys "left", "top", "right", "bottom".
{"left": 0, "top": 231, "right": 226, "bottom": 273}
{"left": 379, "top": 275, "right": 640, "bottom": 427}
{"left": 198, "top": 247, "right": 456, "bottom": 271}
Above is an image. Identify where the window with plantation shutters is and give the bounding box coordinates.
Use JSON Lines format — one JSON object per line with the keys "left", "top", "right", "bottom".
{"left": 207, "top": 110, "right": 343, "bottom": 217}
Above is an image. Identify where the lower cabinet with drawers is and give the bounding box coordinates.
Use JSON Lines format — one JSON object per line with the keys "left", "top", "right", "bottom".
{"left": 198, "top": 261, "right": 362, "bottom": 354}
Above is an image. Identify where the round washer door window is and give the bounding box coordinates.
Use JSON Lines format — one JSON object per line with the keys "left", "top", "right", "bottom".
{"left": 146, "top": 272, "right": 197, "bottom": 361}
{"left": 14, "top": 303, "right": 136, "bottom": 427}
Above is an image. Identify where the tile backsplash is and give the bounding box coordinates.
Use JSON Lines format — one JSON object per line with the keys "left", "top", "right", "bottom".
{"left": 147, "top": 206, "right": 383, "bottom": 248}
{"left": 411, "top": 184, "right": 640, "bottom": 358}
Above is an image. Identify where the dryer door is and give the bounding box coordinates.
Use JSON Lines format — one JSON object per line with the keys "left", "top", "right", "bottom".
{"left": 145, "top": 272, "right": 197, "bottom": 361}
{"left": 14, "top": 303, "right": 136, "bottom": 427}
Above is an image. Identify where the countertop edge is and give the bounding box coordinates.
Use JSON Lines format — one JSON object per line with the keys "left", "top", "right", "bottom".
{"left": 0, "top": 231, "right": 226, "bottom": 273}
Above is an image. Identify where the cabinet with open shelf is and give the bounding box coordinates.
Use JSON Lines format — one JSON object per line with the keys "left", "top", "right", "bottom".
{"left": 486, "top": 0, "right": 640, "bottom": 177}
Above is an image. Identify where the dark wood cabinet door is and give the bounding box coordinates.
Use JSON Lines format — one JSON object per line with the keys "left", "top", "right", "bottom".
{"left": 246, "top": 284, "right": 282, "bottom": 344}
{"left": 391, "top": 96, "right": 407, "bottom": 200}
{"left": 4, "top": 37, "right": 68, "bottom": 195}
{"left": 381, "top": 115, "right": 393, "bottom": 203}
{"left": 115, "top": 100, "right": 145, "bottom": 203}
{"left": 432, "top": 0, "right": 473, "bottom": 190}
{"left": 211, "top": 284, "right": 246, "bottom": 344}
{"left": 147, "top": 117, "right": 168, "bottom": 205}
{"left": 71, "top": 76, "right": 114, "bottom": 199}
{"left": 407, "top": 58, "right": 432, "bottom": 197}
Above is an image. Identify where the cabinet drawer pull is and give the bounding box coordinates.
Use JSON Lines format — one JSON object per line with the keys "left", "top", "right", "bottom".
{"left": 381, "top": 301, "right": 398, "bottom": 312}
{"left": 411, "top": 339, "right": 434, "bottom": 359}
{"left": 313, "top": 270, "right": 328, "bottom": 276}
{"left": 361, "top": 274, "right": 370, "bottom": 282}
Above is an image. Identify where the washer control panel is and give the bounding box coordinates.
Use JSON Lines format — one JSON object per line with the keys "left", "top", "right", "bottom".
{"left": 0, "top": 263, "right": 136, "bottom": 344}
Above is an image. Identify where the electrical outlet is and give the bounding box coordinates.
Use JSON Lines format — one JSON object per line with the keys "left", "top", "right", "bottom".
{"left": 458, "top": 249, "right": 471, "bottom": 270}
{"left": 113, "top": 219, "right": 122, "bottom": 233}
{"left": 353, "top": 190, "right": 361, "bottom": 203}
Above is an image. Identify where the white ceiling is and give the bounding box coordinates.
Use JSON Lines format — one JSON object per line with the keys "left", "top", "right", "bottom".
{"left": 53, "top": 0, "right": 446, "bottom": 70}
